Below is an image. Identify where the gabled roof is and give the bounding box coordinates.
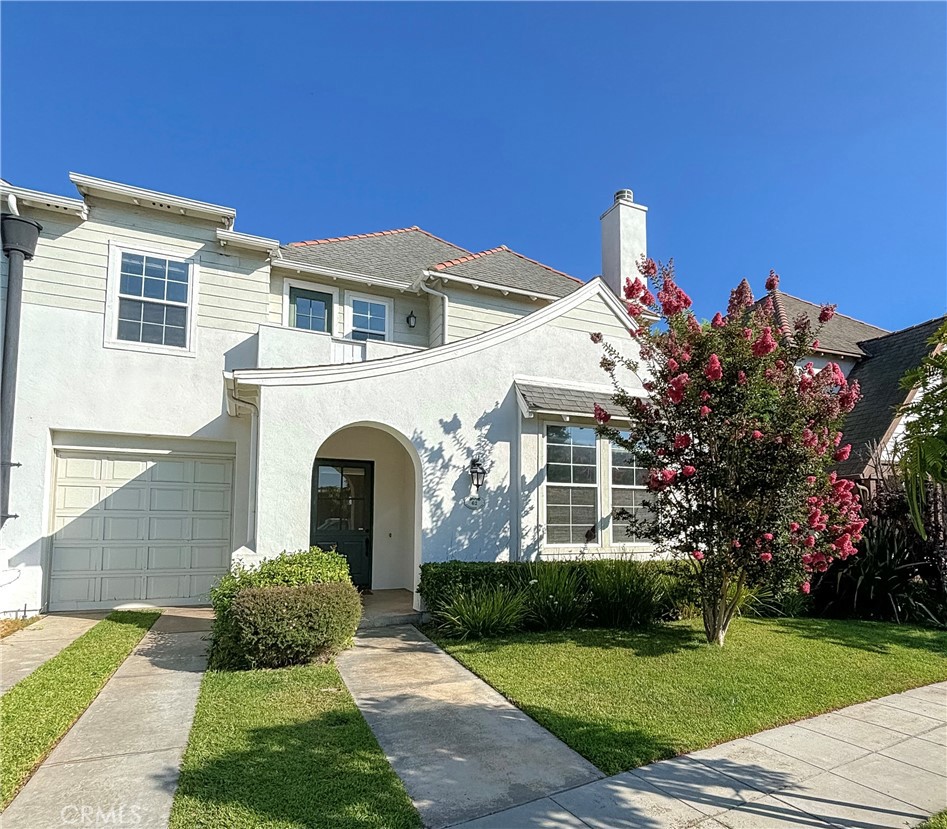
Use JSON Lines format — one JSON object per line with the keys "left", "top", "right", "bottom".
{"left": 430, "top": 246, "right": 582, "bottom": 298}
{"left": 754, "top": 290, "right": 889, "bottom": 357}
{"left": 837, "top": 316, "right": 946, "bottom": 478}
{"left": 280, "top": 227, "right": 468, "bottom": 287}
{"left": 280, "top": 226, "right": 583, "bottom": 297}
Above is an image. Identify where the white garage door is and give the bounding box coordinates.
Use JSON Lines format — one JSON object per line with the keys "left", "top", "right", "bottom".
{"left": 49, "top": 451, "right": 234, "bottom": 611}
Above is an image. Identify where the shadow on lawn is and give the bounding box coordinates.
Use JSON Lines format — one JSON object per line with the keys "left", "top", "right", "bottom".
{"left": 169, "top": 710, "right": 420, "bottom": 829}
{"left": 758, "top": 617, "right": 947, "bottom": 657}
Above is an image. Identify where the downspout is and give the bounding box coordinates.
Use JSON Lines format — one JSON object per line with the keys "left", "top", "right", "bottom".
{"left": 228, "top": 373, "right": 259, "bottom": 550}
{"left": 1, "top": 209, "right": 42, "bottom": 530}
{"left": 418, "top": 272, "right": 450, "bottom": 345}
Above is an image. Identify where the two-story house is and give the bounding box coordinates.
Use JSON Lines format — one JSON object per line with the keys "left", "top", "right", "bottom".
{"left": 0, "top": 176, "right": 650, "bottom": 614}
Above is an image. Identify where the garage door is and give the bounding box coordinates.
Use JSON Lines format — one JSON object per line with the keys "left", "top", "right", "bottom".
{"left": 48, "top": 451, "right": 233, "bottom": 611}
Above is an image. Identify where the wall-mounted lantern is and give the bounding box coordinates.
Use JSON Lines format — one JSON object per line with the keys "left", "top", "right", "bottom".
{"left": 406, "top": 310, "right": 417, "bottom": 329}
{"left": 469, "top": 458, "right": 486, "bottom": 491}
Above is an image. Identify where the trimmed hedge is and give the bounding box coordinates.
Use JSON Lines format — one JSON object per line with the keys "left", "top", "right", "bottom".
{"left": 209, "top": 547, "right": 353, "bottom": 669}
{"left": 420, "top": 559, "right": 697, "bottom": 637}
{"left": 230, "top": 583, "right": 362, "bottom": 669}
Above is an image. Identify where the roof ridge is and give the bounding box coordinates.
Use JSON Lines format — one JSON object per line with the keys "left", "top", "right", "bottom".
{"left": 288, "top": 226, "right": 467, "bottom": 250}
{"left": 774, "top": 289, "right": 890, "bottom": 333}
{"left": 430, "top": 246, "right": 508, "bottom": 271}
{"left": 857, "top": 314, "right": 947, "bottom": 346}
{"left": 768, "top": 288, "right": 792, "bottom": 337}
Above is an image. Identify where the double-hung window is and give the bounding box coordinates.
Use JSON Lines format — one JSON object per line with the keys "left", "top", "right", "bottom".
{"left": 545, "top": 425, "right": 598, "bottom": 545}
{"left": 349, "top": 296, "right": 390, "bottom": 342}
{"left": 115, "top": 251, "right": 191, "bottom": 349}
{"left": 290, "top": 287, "right": 333, "bottom": 333}
{"left": 610, "top": 432, "right": 652, "bottom": 543}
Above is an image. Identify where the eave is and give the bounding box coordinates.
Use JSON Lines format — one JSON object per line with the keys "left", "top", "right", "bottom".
{"left": 0, "top": 182, "right": 88, "bottom": 220}
{"left": 419, "top": 269, "right": 561, "bottom": 302}
{"left": 217, "top": 228, "right": 280, "bottom": 256}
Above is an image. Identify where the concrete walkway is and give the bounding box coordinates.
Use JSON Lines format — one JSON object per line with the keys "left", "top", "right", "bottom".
{"left": 2, "top": 607, "right": 212, "bottom": 829}
{"left": 336, "top": 625, "right": 604, "bottom": 829}
{"left": 0, "top": 612, "right": 105, "bottom": 693}
{"left": 451, "top": 682, "right": 947, "bottom": 829}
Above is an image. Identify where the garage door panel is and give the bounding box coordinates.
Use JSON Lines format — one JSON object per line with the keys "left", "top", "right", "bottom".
{"left": 104, "top": 486, "right": 147, "bottom": 511}
{"left": 192, "top": 546, "right": 230, "bottom": 569}
{"left": 101, "top": 546, "right": 143, "bottom": 572}
{"left": 55, "top": 515, "right": 101, "bottom": 541}
{"left": 50, "top": 450, "right": 233, "bottom": 611}
{"left": 149, "top": 487, "right": 191, "bottom": 512}
{"left": 101, "top": 576, "right": 142, "bottom": 602}
{"left": 54, "top": 547, "right": 101, "bottom": 573}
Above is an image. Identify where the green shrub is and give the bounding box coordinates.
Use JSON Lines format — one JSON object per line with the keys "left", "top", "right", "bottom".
{"left": 586, "top": 559, "right": 667, "bottom": 628}
{"left": 229, "top": 583, "right": 362, "bottom": 669}
{"left": 524, "top": 562, "right": 588, "bottom": 630}
{"left": 210, "top": 547, "right": 352, "bottom": 669}
{"left": 432, "top": 585, "right": 528, "bottom": 640}
{"left": 418, "top": 561, "right": 531, "bottom": 613}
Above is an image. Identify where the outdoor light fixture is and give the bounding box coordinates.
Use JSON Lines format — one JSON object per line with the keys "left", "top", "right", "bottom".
{"left": 406, "top": 310, "right": 417, "bottom": 329}
{"left": 469, "top": 458, "right": 486, "bottom": 491}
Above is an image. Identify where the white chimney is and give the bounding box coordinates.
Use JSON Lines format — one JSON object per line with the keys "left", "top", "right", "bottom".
{"left": 600, "top": 188, "right": 648, "bottom": 298}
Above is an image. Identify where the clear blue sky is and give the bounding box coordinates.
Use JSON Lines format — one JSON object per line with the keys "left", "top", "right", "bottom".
{"left": 3, "top": 2, "right": 944, "bottom": 329}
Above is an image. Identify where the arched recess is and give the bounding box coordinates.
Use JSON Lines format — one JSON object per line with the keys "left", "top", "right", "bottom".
{"left": 313, "top": 421, "right": 422, "bottom": 601}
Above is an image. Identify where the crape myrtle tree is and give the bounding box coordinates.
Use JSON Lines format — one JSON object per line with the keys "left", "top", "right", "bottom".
{"left": 592, "top": 260, "right": 865, "bottom": 646}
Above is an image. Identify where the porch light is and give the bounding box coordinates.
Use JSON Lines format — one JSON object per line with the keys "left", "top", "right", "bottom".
{"left": 406, "top": 310, "right": 417, "bottom": 329}
{"left": 469, "top": 458, "right": 486, "bottom": 491}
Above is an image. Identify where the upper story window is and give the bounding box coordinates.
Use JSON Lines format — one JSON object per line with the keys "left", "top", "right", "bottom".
{"left": 610, "top": 432, "right": 652, "bottom": 543}
{"left": 290, "top": 287, "right": 333, "bottom": 333}
{"left": 349, "top": 295, "right": 390, "bottom": 342}
{"left": 106, "top": 244, "right": 197, "bottom": 355}
{"left": 546, "top": 425, "right": 598, "bottom": 545}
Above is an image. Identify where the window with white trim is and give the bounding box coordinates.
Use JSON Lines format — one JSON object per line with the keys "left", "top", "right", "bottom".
{"left": 115, "top": 251, "right": 191, "bottom": 348}
{"left": 545, "top": 425, "right": 598, "bottom": 545}
{"left": 610, "top": 431, "right": 653, "bottom": 543}
{"left": 349, "top": 296, "right": 389, "bottom": 341}
{"left": 289, "top": 286, "right": 333, "bottom": 333}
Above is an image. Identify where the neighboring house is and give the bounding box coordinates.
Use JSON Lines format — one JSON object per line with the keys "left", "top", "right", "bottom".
{"left": 752, "top": 285, "right": 946, "bottom": 481}
{"left": 0, "top": 177, "right": 651, "bottom": 614}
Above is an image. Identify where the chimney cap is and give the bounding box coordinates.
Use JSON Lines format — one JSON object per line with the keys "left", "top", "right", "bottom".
{"left": 614, "top": 189, "right": 634, "bottom": 204}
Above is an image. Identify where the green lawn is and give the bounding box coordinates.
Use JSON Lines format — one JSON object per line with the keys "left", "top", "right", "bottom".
{"left": 920, "top": 811, "right": 947, "bottom": 829}
{"left": 169, "top": 664, "right": 421, "bottom": 829}
{"left": 1, "top": 610, "right": 160, "bottom": 806}
{"left": 432, "top": 617, "right": 947, "bottom": 775}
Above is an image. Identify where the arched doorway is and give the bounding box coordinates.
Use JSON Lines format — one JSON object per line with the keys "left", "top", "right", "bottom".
{"left": 312, "top": 423, "right": 421, "bottom": 595}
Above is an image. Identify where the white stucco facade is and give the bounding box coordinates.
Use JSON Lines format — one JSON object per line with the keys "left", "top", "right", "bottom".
{"left": 0, "top": 175, "right": 647, "bottom": 615}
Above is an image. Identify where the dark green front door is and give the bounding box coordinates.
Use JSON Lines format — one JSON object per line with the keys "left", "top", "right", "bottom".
{"left": 310, "top": 460, "right": 373, "bottom": 588}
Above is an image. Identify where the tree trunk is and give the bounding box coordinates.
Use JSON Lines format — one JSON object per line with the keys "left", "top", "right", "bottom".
{"left": 701, "top": 595, "right": 734, "bottom": 646}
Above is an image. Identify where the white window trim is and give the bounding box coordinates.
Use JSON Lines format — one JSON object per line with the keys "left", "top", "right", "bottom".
{"left": 281, "top": 278, "right": 341, "bottom": 338}
{"left": 344, "top": 290, "right": 393, "bottom": 342}
{"left": 542, "top": 422, "right": 602, "bottom": 549}
{"left": 104, "top": 240, "right": 200, "bottom": 358}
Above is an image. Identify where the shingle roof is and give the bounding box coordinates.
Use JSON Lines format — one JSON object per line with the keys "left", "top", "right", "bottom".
{"left": 280, "top": 227, "right": 468, "bottom": 286}
{"left": 754, "top": 290, "right": 889, "bottom": 357}
{"left": 836, "top": 316, "right": 945, "bottom": 478}
{"left": 516, "top": 381, "right": 614, "bottom": 416}
{"left": 432, "top": 246, "right": 582, "bottom": 298}
{"left": 280, "top": 228, "right": 583, "bottom": 297}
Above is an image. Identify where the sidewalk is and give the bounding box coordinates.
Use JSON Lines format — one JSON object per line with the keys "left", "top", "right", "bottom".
{"left": 2, "top": 608, "right": 212, "bottom": 829}
{"left": 0, "top": 612, "right": 105, "bottom": 693}
{"left": 336, "top": 625, "right": 604, "bottom": 829}
{"left": 451, "top": 682, "right": 947, "bottom": 828}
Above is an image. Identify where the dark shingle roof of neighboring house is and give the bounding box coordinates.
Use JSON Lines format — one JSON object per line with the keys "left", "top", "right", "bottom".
{"left": 430, "top": 246, "right": 582, "bottom": 298}
{"left": 281, "top": 227, "right": 468, "bottom": 286}
{"left": 836, "top": 315, "right": 946, "bottom": 478}
{"left": 280, "top": 228, "right": 583, "bottom": 296}
{"left": 516, "top": 381, "right": 614, "bottom": 416}
{"left": 753, "top": 290, "right": 889, "bottom": 357}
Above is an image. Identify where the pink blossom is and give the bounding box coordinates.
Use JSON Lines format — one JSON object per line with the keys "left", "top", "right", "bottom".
{"left": 682, "top": 465, "right": 696, "bottom": 477}
{"left": 806, "top": 475, "right": 817, "bottom": 485}
{"left": 759, "top": 552, "right": 773, "bottom": 563}
{"left": 627, "top": 302, "right": 645, "bottom": 317}
{"left": 799, "top": 581, "right": 811, "bottom": 595}
{"left": 737, "top": 370, "right": 747, "bottom": 385}
{"left": 593, "top": 403, "right": 611, "bottom": 424}
{"left": 641, "top": 288, "right": 656, "bottom": 306}
{"left": 812, "top": 339, "right": 820, "bottom": 349}
{"left": 752, "top": 327, "right": 778, "bottom": 357}
{"left": 728, "top": 280, "right": 755, "bottom": 316}
{"left": 700, "top": 405, "right": 712, "bottom": 418}
{"left": 691, "top": 550, "right": 704, "bottom": 561}
{"left": 819, "top": 304, "right": 836, "bottom": 324}
{"left": 789, "top": 522, "right": 800, "bottom": 533}
{"left": 711, "top": 312, "right": 727, "bottom": 328}
{"left": 590, "top": 332, "right": 603, "bottom": 344}
{"left": 751, "top": 430, "right": 764, "bottom": 440}
{"left": 667, "top": 358, "right": 679, "bottom": 373}
{"left": 662, "top": 469, "right": 678, "bottom": 486}
{"left": 763, "top": 533, "right": 774, "bottom": 541}
{"left": 732, "top": 539, "right": 742, "bottom": 548}
{"left": 641, "top": 258, "right": 658, "bottom": 277}
{"left": 681, "top": 351, "right": 692, "bottom": 363}
{"left": 673, "top": 433, "right": 692, "bottom": 450}
{"left": 833, "top": 444, "right": 851, "bottom": 462}
{"left": 742, "top": 327, "right": 753, "bottom": 340}
{"left": 705, "top": 354, "right": 723, "bottom": 381}
{"left": 667, "top": 373, "right": 691, "bottom": 405}
{"left": 803, "top": 535, "right": 816, "bottom": 548}
{"left": 765, "top": 270, "right": 780, "bottom": 291}
{"left": 658, "top": 278, "right": 692, "bottom": 317}
{"left": 625, "top": 277, "right": 646, "bottom": 300}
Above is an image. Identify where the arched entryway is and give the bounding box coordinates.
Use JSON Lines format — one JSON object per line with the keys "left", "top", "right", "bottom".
{"left": 312, "top": 423, "right": 421, "bottom": 596}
